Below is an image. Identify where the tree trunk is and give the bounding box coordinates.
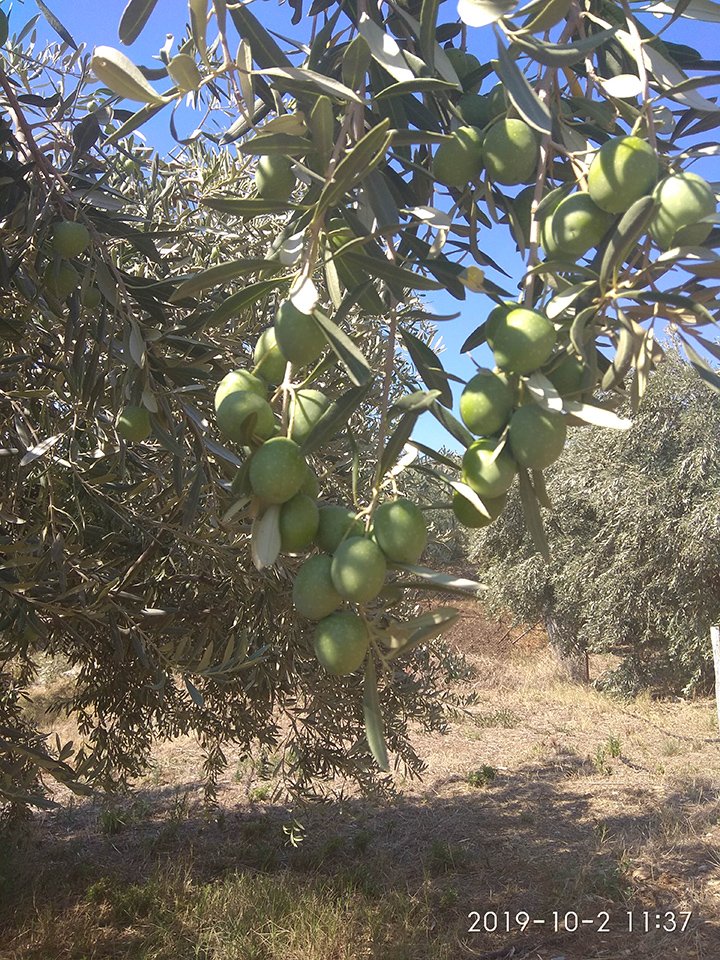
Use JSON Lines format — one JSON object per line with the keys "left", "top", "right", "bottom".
{"left": 544, "top": 614, "right": 589, "bottom": 683}
{"left": 712, "top": 625, "right": 720, "bottom": 733}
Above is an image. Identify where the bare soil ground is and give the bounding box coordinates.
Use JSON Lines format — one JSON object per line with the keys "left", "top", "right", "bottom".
{"left": 2, "top": 603, "right": 719, "bottom": 960}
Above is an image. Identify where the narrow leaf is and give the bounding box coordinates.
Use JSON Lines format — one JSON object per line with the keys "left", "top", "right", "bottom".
{"left": 343, "top": 251, "right": 442, "bottom": 291}
{"left": 495, "top": 32, "right": 552, "bottom": 135}
{"left": 342, "top": 34, "right": 372, "bottom": 90}
{"left": 36, "top": 0, "right": 78, "bottom": 49}
{"left": 392, "top": 564, "right": 486, "bottom": 595}
{"left": 312, "top": 310, "right": 373, "bottom": 386}
{"left": 563, "top": 399, "right": 633, "bottom": 429}
{"left": 237, "top": 133, "right": 314, "bottom": 156}
{"left": 390, "top": 390, "right": 442, "bottom": 414}
{"left": 129, "top": 318, "right": 146, "bottom": 367}
{"left": 358, "top": 13, "right": 414, "bottom": 83}
{"left": 228, "top": 3, "right": 294, "bottom": 70}
{"left": 375, "top": 78, "right": 459, "bottom": 100}
{"left": 103, "top": 101, "right": 166, "bottom": 146}
{"left": 259, "top": 66, "right": 363, "bottom": 104}
{"left": 189, "top": 0, "right": 208, "bottom": 59}
{"left": 459, "top": 0, "right": 516, "bottom": 27}
{"left": 420, "top": 0, "right": 442, "bottom": 66}
{"left": 300, "top": 382, "right": 372, "bottom": 455}
{"left": 119, "top": 0, "right": 159, "bottom": 45}
{"left": 683, "top": 338, "right": 720, "bottom": 393}
{"left": 363, "top": 657, "right": 390, "bottom": 771}
{"left": 430, "top": 401, "right": 475, "bottom": 448}
{"left": 599, "top": 195, "right": 656, "bottom": 290}
{"left": 517, "top": 467, "right": 550, "bottom": 560}
{"left": 170, "top": 259, "right": 283, "bottom": 301}
{"left": 401, "top": 328, "right": 453, "bottom": 406}
{"left": 510, "top": 29, "right": 617, "bottom": 67}
{"left": 184, "top": 677, "right": 205, "bottom": 707}
{"left": 201, "top": 196, "right": 300, "bottom": 216}
{"left": 407, "top": 439, "right": 459, "bottom": 468}
{"left": 206, "top": 278, "right": 288, "bottom": 326}
{"left": 378, "top": 411, "right": 420, "bottom": 480}
{"left": 385, "top": 606, "right": 460, "bottom": 660}
{"left": 450, "top": 479, "right": 493, "bottom": 519}
{"left": 20, "top": 434, "right": 62, "bottom": 467}
{"left": 317, "top": 120, "right": 392, "bottom": 214}
{"left": 251, "top": 505, "right": 281, "bottom": 570}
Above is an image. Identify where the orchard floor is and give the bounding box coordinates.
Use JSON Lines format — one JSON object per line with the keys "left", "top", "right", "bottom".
{"left": 3, "top": 604, "right": 720, "bottom": 960}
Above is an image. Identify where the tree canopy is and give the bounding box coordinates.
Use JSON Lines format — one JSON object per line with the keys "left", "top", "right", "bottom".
{"left": 470, "top": 348, "right": 720, "bottom": 694}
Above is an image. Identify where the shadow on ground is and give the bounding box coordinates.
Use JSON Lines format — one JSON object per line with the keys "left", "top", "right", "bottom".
{"left": 2, "top": 750, "right": 718, "bottom": 960}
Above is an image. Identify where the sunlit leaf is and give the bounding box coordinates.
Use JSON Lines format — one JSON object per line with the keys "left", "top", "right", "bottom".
{"left": 517, "top": 467, "right": 550, "bottom": 560}
{"left": 251, "top": 505, "right": 281, "bottom": 571}
{"left": 91, "top": 46, "right": 166, "bottom": 104}
{"left": 358, "top": 13, "right": 414, "bottom": 83}
{"left": 20, "top": 435, "right": 62, "bottom": 467}
{"left": 312, "top": 310, "right": 373, "bottom": 386}
{"left": 170, "top": 259, "right": 283, "bottom": 302}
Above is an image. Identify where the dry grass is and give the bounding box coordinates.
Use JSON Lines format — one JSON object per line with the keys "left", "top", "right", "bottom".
{"left": 2, "top": 604, "right": 719, "bottom": 960}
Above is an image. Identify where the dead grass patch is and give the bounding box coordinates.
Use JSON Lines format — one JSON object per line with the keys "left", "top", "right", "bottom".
{"left": 3, "top": 605, "right": 719, "bottom": 960}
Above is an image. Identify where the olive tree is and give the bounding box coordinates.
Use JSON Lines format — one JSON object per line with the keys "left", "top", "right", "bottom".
{"left": 1, "top": 0, "right": 719, "bottom": 811}
{"left": 467, "top": 349, "right": 720, "bottom": 694}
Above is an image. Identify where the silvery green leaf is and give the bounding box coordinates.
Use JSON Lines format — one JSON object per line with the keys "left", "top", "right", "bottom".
{"left": 458, "top": 0, "right": 516, "bottom": 27}
{"left": 526, "top": 371, "right": 564, "bottom": 412}
{"left": 599, "top": 73, "right": 643, "bottom": 98}
{"left": 251, "top": 505, "right": 281, "bottom": 571}
{"left": 358, "top": 13, "right": 414, "bottom": 83}
{"left": 119, "top": 0, "right": 159, "bottom": 45}
{"left": 363, "top": 657, "right": 390, "bottom": 771}
{"left": 563, "top": 400, "right": 633, "bottom": 429}
{"left": 91, "top": 46, "right": 166, "bottom": 105}
{"left": 20, "top": 434, "right": 62, "bottom": 467}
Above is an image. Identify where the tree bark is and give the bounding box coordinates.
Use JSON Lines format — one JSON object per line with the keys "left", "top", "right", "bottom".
{"left": 544, "top": 614, "right": 589, "bottom": 683}
{"left": 712, "top": 625, "right": 720, "bottom": 733}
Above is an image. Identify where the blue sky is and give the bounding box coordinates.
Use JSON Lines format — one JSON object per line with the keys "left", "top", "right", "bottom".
{"left": 15, "top": 0, "right": 718, "bottom": 451}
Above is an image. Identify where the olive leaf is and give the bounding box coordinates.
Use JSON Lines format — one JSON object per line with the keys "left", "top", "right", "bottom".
{"left": 358, "top": 13, "right": 414, "bottom": 83}
{"left": 118, "top": 0, "right": 159, "bottom": 45}
{"left": 494, "top": 31, "right": 552, "bottom": 134}
{"left": 167, "top": 54, "right": 202, "bottom": 92}
{"left": 251, "top": 506, "right": 281, "bottom": 571}
{"left": 311, "top": 309, "right": 374, "bottom": 386}
{"left": 91, "top": 46, "right": 167, "bottom": 105}
{"left": 363, "top": 656, "right": 390, "bottom": 772}
{"left": 517, "top": 467, "right": 550, "bottom": 560}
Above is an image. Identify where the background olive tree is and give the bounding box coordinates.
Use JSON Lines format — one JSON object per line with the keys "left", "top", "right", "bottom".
{"left": 467, "top": 348, "right": 720, "bottom": 694}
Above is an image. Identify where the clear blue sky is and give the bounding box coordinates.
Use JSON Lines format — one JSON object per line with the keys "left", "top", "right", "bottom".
{"left": 18, "top": 1, "right": 717, "bottom": 452}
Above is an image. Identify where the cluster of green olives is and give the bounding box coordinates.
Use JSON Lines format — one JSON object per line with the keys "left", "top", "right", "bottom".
{"left": 291, "top": 498, "right": 427, "bottom": 675}
{"left": 434, "top": 89, "right": 541, "bottom": 192}
{"left": 212, "top": 298, "right": 429, "bottom": 676}
{"left": 533, "top": 136, "right": 716, "bottom": 259}
{"left": 454, "top": 303, "right": 578, "bottom": 528}
{"left": 43, "top": 219, "right": 147, "bottom": 445}
{"left": 44, "top": 219, "right": 102, "bottom": 307}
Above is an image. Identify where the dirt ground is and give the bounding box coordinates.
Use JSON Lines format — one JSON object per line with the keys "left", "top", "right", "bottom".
{"left": 2, "top": 602, "right": 720, "bottom": 960}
